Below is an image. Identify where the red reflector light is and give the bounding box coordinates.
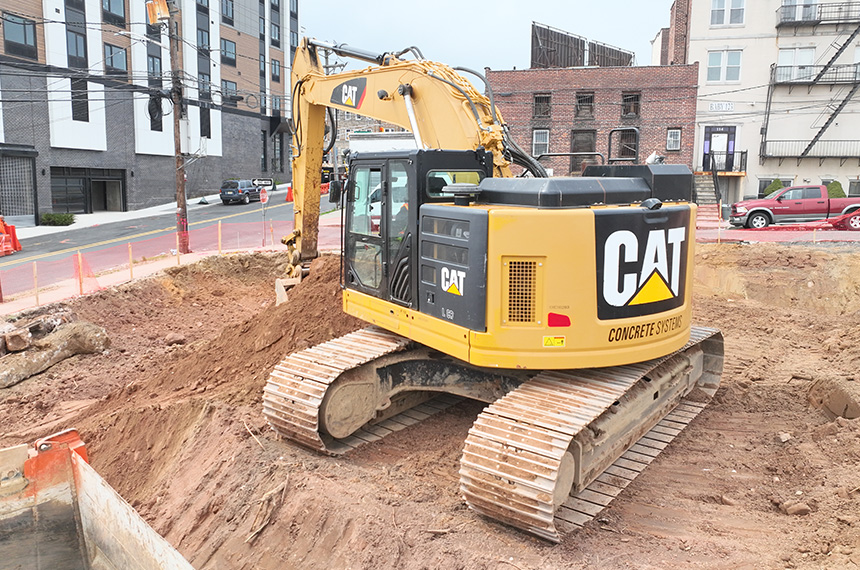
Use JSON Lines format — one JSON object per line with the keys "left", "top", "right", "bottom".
{"left": 548, "top": 313, "right": 571, "bottom": 327}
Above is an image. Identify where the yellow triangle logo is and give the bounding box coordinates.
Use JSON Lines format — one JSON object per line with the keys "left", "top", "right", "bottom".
{"left": 344, "top": 97, "right": 354, "bottom": 106}
{"left": 445, "top": 282, "right": 462, "bottom": 296}
{"left": 629, "top": 271, "right": 673, "bottom": 305}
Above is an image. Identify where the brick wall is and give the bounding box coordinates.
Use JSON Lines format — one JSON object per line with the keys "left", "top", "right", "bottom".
{"left": 486, "top": 64, "right": 699, "bottom": 176}
{"left": 668, "top": 0, "right": 691, "bottom": 66}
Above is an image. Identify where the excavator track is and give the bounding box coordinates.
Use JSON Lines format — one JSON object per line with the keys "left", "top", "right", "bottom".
{"left": 459, "top": 327, "right": 723, "bottom": 542}
{"left": 263, "top": 325, "right": 723, "bottom": 543}
{"left": 263, "top": 327, "right": 463, "bottom": 455}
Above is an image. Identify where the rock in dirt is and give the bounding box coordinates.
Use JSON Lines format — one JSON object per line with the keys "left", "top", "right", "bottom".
{"left": 4, "top": 329, "right": 33, "bottom": 352}
{"left": 780, "top": 500, "right": 812, "bottom": 516}
{"left": 0, "top": 322, "right": 110, "bottom": 389}
{"left": 164, "top": 332, "right": 187, "bottom": 346}
{"left": 808, "top": 377, "right": 860, "bottom": 420}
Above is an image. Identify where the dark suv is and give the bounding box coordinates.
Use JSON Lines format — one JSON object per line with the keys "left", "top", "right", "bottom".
{"left": 220, "top": 179, "right": 261, "bottom": 204}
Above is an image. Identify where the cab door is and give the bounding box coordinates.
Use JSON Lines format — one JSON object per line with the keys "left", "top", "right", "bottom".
{"left": 344, "top": 159, "right": 416, "bottom": 305}
{"left": 344, "top": 164, "right": 385, "bottom": 296}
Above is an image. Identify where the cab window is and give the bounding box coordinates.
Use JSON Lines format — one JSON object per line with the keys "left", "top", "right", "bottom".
{"left": 426, "top": 170, "right": 484, "bottom": 198}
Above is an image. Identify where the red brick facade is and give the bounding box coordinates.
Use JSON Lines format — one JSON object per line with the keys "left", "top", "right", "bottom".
{"left": 486, "top": 64, "right": 699, "bottom": 176}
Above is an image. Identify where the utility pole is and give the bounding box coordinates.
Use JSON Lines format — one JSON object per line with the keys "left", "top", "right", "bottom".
{"left": 167, "top": 1, "right": 190, "bottom": 253}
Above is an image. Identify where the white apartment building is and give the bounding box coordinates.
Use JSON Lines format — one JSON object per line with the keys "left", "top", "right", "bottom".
{"left": 0, "top": 0, "right": 298, "bottom": 221}
{"left": 658, "top": 0, "right": 860, "bottom": 204}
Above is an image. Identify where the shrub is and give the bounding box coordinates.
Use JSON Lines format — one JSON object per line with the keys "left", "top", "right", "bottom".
{"left": 40, "top": 213, "right": 75, "bottom": 226}
{"left": 827, "top": 180, "right": 846, "bottom": 198}
{"left": 763, "top": 179, "right": 783, "bottom": 197}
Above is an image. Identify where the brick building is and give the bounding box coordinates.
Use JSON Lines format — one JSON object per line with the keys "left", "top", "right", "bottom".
{"left": 0, "top": 0, "right": 299, "bottom": 223}
{"left": 485, "top": 64, "right": 699, "bottom": 177}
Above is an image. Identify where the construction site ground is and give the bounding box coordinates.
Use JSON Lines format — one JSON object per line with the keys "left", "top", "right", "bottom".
{"left": 2, "top": 242, "right": 860, "bottom": 570}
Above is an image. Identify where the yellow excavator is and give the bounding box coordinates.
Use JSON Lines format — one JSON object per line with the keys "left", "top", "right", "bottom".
{"left": 263, "top": 38, "right": 724, "bottom": 542}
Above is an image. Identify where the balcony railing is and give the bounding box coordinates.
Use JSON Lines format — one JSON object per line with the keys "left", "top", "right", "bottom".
{"left": 774, "top": 63, "right": 860, "bottom": 84}
{"left": 763, "top": 139, "right": 860, "bottom": 158}
{"left": 776, "top": 2, "right": 860, "bottom": 26}
{"left": 701, "top": 151, "right": 747, "bottom": 173}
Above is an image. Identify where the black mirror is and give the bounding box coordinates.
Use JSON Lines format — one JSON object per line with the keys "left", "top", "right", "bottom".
{"left": 329, "top": 180, "right": 342, "bottom": 203}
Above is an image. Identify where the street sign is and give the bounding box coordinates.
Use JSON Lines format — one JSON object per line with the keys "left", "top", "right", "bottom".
{"left": 252, "top": 178, "right": 273, "bottom": 187}
{"left": 260, "top": 188, "right": 269, "bottom": 204}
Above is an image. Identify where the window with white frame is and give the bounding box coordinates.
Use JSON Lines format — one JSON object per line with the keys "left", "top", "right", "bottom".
{"left": 711, "top": 0, "right": 744, "bottom": 25}
{"left": 776, "top": 47, "right": 814, "bottom": 82}
{"left": 707, "top": 50, "right": 742, "bottom": 82}
{"left": 666, "top": 128, "right": 681, "bottom": 151}
{"left": 532, "top": 129, "right": 549, "bottom": 157}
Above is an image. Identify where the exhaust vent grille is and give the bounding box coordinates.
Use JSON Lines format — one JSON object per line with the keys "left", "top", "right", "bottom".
{"left": 506, "top": 259, "right": 537, "bottom": 323}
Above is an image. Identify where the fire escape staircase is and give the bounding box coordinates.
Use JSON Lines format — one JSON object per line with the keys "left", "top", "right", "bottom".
{"left": 762, "top": 22, "right": 860, "bottom": 165}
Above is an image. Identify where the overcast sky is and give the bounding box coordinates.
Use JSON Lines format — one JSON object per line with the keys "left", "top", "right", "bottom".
{"left": 298, "top": 1, "right": 676, "bottom": 72}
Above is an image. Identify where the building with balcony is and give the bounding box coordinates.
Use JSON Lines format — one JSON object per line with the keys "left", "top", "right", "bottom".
{"left": 660, "top": 0, "right": 860, "bottom": 205}
{"left": 0, "top": 0, "right": 299, "bottom": 223}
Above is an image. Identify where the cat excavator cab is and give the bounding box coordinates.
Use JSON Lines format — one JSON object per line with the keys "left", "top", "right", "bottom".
{"left": 263, "top": 38, "right": 724, "bottom": 542}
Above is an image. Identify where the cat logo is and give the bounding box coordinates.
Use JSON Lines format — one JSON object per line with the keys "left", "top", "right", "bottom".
{"left": 441, "top": 267, "right": 465, "bottom": 296}
{"left": 595, "top": 207, "right": 690, "bottom": 320}
{"left": 329, "top": 78, "right": 367, "bottom": 109}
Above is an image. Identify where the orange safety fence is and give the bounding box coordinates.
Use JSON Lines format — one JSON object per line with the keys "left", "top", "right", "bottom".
{"left": 0, "top": 220, "right": 296, "bottom": 305}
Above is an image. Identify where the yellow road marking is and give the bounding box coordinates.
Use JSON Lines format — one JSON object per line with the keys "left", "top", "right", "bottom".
{"left": 0, "top": 202, "right": 291, "bottom": 268}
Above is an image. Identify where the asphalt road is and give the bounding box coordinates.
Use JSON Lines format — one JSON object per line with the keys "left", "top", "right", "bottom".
{"left": 2, "top": 193, "right": 338, "bottom": 270}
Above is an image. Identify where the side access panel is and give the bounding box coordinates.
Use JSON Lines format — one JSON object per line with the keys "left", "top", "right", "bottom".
{"left": 418, "top": 204, "right": 488, "bottom": 331}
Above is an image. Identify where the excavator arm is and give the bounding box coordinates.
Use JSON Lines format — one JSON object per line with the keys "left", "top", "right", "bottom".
{"left": 287, "top": 37, "right": 540, "bottom": 266}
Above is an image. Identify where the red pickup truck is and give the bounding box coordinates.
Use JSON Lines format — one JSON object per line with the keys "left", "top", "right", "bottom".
{"left": 729, "top": 185, "right": 860, "bottom": 229}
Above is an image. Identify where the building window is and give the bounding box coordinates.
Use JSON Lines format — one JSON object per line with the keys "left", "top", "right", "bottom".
{"left": 261, "top": 130, "right": 268, "bottom": 171}
{"left": 290, "top": 0, "right": 297, "bottom": 13}
{"left": 532, "top": 129, "right": 549, "bottom": 157}
{"left": 67, "top": 29, "right": 87, "bottom": 68}
{"left": 259, "top": 17, "right": 266, "bottom": 37}
{"left": 848, "top": 180, "right": 860, "bottom": 196}
{"left": 776, "top": 47, "right": 814, "bottom": 82}
{"left": 707, "top": 50, "right": 742, "bottom": 82}
{"left": 533, "top": 94, "right": 550, "bottom": 118}
{"left": 260, "top": 54, "right": 266, "bottom": 75}
{"left": 147, "top": 54, "right": 162, "bottom": 83}
{"left": 619, "top": 130, "right": 638, "bottom": 158}
{"left": 711, "top": 0, "right": 744, "bottom": 26}
{"left": 758, "top": 178, "right": 794, "bottom": 197}
{"left": 222, "top": 79, "right": 237, "bottom": 106}
{"left": 220, "top": 38, "right": 236, "bottom": 66}
{"left": 102, "top": 0, "right": 125, "bottom": 26}
{"left": 274, "top": 133, "right": 284, "bottom": 172}
{"left": 271, "top": 23, "right": 280, "bottom": 47}
{"left": 197, "top": 28, "right": 209, "bottom": 53}
{"left": 273, "top": 95, "right": 281, "bottom": 112}
{"left": 666, "top": 128, "right": 681, "bottom": 151}
{"left": 570, "top": 129, "right": 596, "bottom": 173}
{"left": 290, "top": 30, "right": 298, "bottom": 49}
{"left": 199, "top": 72, "right": 211, "bottom": 99}
{"left": 272, "top": 59, "right": 281, "bottom": 82}
{"left": 71, "top": 78, "right": 89, "bottom": 122}
{"left": 221, "top": 0, "right": 233, "bottom": 24}
{"left": 621, "top": 92, "right": 640, "bottom": 117}
{"left": 196, "top": 0, "right": 208, "bottom": 11}
{"left": 271, "top": 0, "right": 279, "bottom": 8}
{"left": 200, "top": 106, "right": 211, "bottom": 138}
{"left": 104, "top": 43, "right": 127, "bottom": 75}
{"left": 2, "top": 13, "right": 38, "bottom": 59}
{"left": 575, "top": 92, "right": 594, "bottom": 118}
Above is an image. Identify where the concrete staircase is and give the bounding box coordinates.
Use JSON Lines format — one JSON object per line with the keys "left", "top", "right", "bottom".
{"left": 693, "top": 174, "right": 726, "bottom": 229}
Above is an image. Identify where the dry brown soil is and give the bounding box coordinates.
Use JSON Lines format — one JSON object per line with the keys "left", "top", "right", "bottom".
{"left": 2, "top": 243, "right": 860, "bottom": 570}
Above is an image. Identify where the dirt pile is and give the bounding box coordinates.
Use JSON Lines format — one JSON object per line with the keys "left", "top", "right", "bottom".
{"left": 2, "top": 244, "right": 860, "bottom": 569}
